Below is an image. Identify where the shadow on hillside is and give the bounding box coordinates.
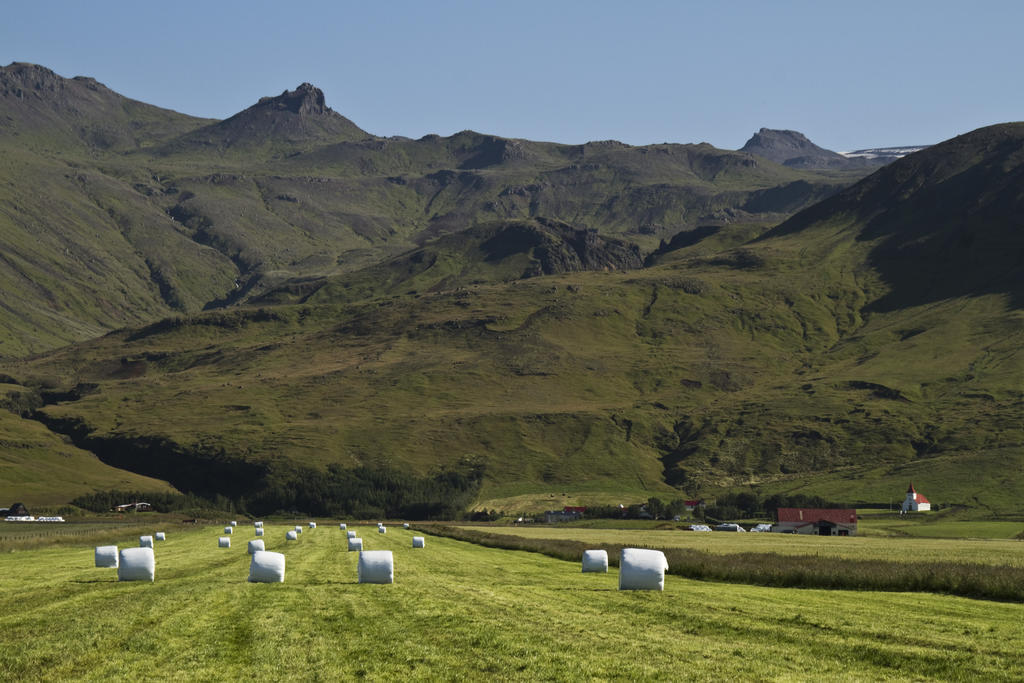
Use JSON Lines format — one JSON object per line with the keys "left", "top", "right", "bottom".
{"left": 860, "top": 164, "right": 1024, "bottom": 312}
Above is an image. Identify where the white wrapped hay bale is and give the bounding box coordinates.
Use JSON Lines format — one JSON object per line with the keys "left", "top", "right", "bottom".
{"left": 248, "top": 539, "right": 265, "bottom": 554}
{"left": 155, "top": 532, "right": 166, "bottom": 542}
{"left": 139, "top": 535, "right": 154, "bottom": 549}
{"left": 219, "top": 536, "right": 231, "bottom": 548}
{"left": 308, "top": 522, "right": 316, "bottom": 529}
{"left": 286, "top": 530, "right": 298, "bottom": 541}
{"left": 339, "top": 523, "right": 347, "bottom": 530}
{"left": 412, "top": 536, "right": 425, "bottom": 548}
{"left": 117, "top": 547, "right": 155, "bottom": 582}
{"left": 231, "top": 521, "right": 238, "bottom": 527}
{"left": 346, "top": 530, "right": 356, "bottom": 539}
{"left": 378, "top": 526, "right": 387, "bottom": 534}
{"left": 248, "top": 550, "right": 285, "bottom": 583}
{"left": 403, "top": 523, "right": 410, "bottom": 529}
{"left": 618, "top": 548, "right": 669, "bottom": 591}
{"left": 254, "top": 521, "right": 263, "bottom": 528}
{"left": 294, "top": 525, "right": 303, "bottom": 534}
{"left": 95, "top": 545, "right": 119, "bottom": 568}
{"left": 224, "top": 526, "right": 233, "bottom": 535}
{"left": 581, "top": 549, "right": 608, "bottom": 573}
{"left": 348, "top": 537, "right": 363, "bottom": 552}
{"left": 358, "top": 550, "right": 394, "bottom": 584}
{"left": 255, "top": 528, "right": 265, "bottom": 537}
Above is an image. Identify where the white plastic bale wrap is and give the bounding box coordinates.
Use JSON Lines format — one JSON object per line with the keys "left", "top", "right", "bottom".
{"left": 339, "top": 523, "right": 347, "bottom": 530}
{"left": 219, "top": 536, "right": 231, "bottom": 548}
{"left": 378, "top": 526, "right": 387, "bottom": 534}
{"left": 224, "top": 526, "right": 233, "bottom": 535}
{"left": 231, "top": 521, "right": 238, "bottom": 527}
{"left": 139, "top": 535, "right": 154, "bottom": 548}
{"left": 117, "top": 547, "right": 155, "bottom": 582}
{"left": 581, "top": 549, "right": 609, "bottom": 573}
{"left": 95, "top": 545, "right": 119, "bottom": 568}
{"left": 358, "top": 550, "right": 394, "bottom": 584}
{"left": 155, "top": 532, "right": 166, "bottom": 541}
{"left": 294, "top": 526, "right": 303, "bottom": 534}
{"left": 346, "top": 530, "right": 356, "bottom": 539}
{"left": 248, "top": 539, "right": 265, "bottom": 554}
{"left": 255, "top": 528, "right": 265, "bottom": 537}
{"left": 286, "top": 530, "right": 298, "bottom": 541}
{"left": 248, "top": 550, "right": 285, "bottom": 583}
{"left": 412, "top": 536, "right": 425, "bottom": 548}
{"left": 618, "top": 548, "right": 669, "bottom": 591}
{"left": 308, "top": 522, "right": 316, "bottom": 529}
{"left": 348, "top": 537, "right": 363, "bottom": 552}
{"left": 403, "top": 523, "right": 410, "bottom": 529}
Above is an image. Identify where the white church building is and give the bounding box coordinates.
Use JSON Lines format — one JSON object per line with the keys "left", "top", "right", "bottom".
{"left": 901, "top": 482, "right": 931, "bottom": 512}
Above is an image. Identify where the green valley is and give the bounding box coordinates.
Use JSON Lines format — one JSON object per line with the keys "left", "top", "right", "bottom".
{"left": 0, "top": 63, "right": 1021, "bottom": 518}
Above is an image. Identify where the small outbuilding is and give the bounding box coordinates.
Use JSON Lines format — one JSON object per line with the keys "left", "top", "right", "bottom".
{"left": 773, "top": 508, "right": 857, "bottom": 536}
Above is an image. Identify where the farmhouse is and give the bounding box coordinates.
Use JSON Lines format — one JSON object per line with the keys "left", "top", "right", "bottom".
{"left": 773, "top": 508, "right": 857, "bottom": 536}
{"left": 544, "top": 506, "right": 586, "bottom": 523}
{"left": 901, "top": 482, "right": 931, "bottom": 512}
{"left": 4, "top": 502, "right": 28, "bottom": 516}
{"left": 113, "top": 502, "right": 153, "bottom": 512}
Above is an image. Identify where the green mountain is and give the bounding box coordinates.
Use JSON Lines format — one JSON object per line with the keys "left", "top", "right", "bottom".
{"left": 0, "top": 63, "right": 861, "bottom": 358}
{"left": 1, "top": 64, "right": 1020, "bottom": 517}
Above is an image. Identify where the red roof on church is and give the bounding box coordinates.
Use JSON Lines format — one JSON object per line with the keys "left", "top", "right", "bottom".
{"left": 775, "top": 508, "right": 857, "bottom": 525}
{"left": 907, "top": 482, "right": 929, "bottom": 503}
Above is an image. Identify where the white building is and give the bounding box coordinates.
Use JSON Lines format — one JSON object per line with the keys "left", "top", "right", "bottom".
{"left": 900, "top": 482, "right": 931, "bottom": 512}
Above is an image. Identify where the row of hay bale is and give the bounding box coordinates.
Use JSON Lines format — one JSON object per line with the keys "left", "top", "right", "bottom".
{"left": 580, "top": 548, "right": 670, "bottom": 591}
{"left": 97, "top": 521, "right": 417, "bottom": 584}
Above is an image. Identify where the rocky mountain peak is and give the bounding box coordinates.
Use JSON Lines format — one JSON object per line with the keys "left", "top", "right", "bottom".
{"left": 1, "top": 62, "right": 66, "bottom": 98}
{"left": 740, "top": 128, "right": 831, "bottom": 162}
{"left": 256, "top": 82, "right": 329, "bottom": 116}
{"left": 740, "top": 127, "right": 882, "bottom": 170}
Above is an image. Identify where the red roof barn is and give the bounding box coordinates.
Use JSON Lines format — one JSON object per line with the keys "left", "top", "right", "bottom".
{"left": 773, "top": 508, "right": 858, "bottom": 536}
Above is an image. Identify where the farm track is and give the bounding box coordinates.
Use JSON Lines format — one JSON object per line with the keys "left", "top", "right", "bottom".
{"left": 0, "top": 524, "right": 1021, "bottom": 680}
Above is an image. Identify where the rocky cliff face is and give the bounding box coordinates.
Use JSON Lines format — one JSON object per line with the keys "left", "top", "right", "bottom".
{"left": 498, "top": 218, "right": 645, "bottom": 276}
{"left": 255, "top": 83, "right": 330, "bottom": 116}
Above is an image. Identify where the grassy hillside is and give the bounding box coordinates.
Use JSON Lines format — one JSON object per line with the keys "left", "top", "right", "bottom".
{"left": 0, "top": 385, "right": 178, "bottom": 507}
{"left": 5, "top": 229, "right": 1019, "bottom": 514}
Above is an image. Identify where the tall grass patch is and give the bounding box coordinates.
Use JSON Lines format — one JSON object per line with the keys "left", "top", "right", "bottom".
{"left": 430, "top": 526, "right": 1024, "bottom": 602}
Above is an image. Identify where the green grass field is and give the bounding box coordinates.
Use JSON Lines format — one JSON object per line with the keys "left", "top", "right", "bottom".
{"left": 1, "top": 522, "right": 1021, "bottom": 680}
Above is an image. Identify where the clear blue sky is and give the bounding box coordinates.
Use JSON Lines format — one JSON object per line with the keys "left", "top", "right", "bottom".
{"left": 3, "top": 1, "right": 1021, "bottom": 151}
